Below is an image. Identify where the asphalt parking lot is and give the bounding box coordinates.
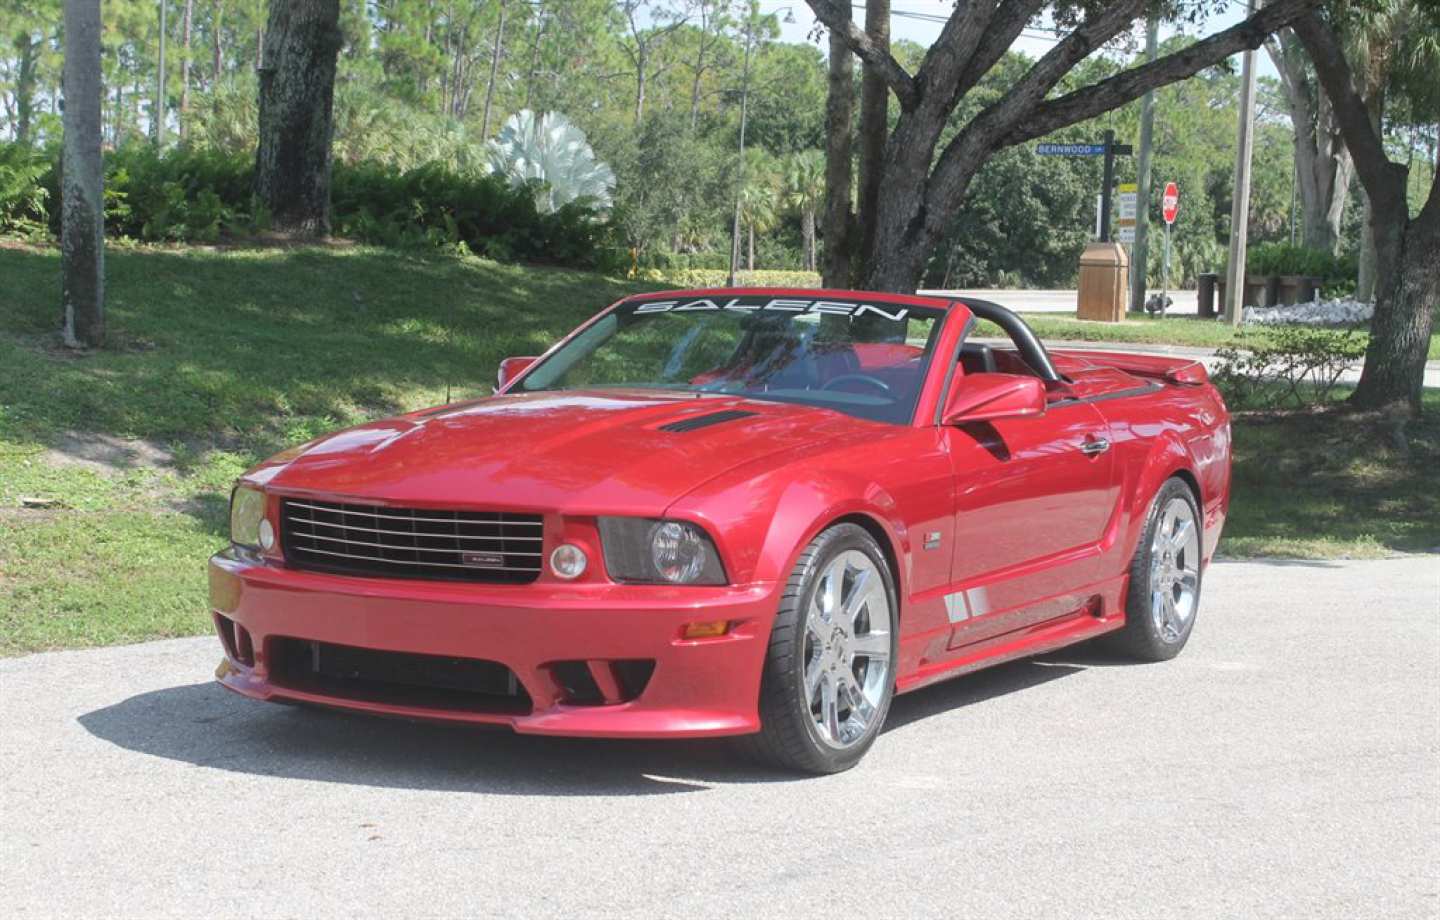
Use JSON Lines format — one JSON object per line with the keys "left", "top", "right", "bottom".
{"left": 3, "top": 556, "right": 1437, "bottom": 919}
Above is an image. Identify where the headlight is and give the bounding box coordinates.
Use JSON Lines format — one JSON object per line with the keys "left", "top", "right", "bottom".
{"left": 229, "top": 485, "right": 266, "bottom": 549}
{"left": 597, "top": 517, "right": 727, "bottom": 585}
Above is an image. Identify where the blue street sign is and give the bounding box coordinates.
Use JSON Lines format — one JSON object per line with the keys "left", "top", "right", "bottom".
{"left": 1036, "top": 143, "right": 1106, "bottom": 156}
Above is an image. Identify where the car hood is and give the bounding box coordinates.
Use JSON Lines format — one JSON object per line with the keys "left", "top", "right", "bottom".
{"left": 247, "top": 389, "right": 869, "bottom": 514}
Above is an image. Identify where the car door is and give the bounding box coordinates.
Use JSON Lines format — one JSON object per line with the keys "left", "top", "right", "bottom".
{"left": 943, "top": 395, "right": 1115, "bottom": 648}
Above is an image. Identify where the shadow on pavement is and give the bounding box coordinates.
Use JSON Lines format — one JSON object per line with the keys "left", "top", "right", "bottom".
{"left": 76, "top": 657, "right": 1090, "bottom": 794}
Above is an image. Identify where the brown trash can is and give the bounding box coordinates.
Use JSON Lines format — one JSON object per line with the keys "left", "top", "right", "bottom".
{"left": 1076, "top": 242, "right": 1129, "bottom": 323}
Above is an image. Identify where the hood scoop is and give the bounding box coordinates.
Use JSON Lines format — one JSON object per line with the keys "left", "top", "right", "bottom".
{"left": 657, "top": 409, "right": 758, "bottom": 433}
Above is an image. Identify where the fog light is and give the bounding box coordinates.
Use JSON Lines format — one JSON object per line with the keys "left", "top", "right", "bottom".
{"left": 550, "top": 544, "right": 587, "bottom": 579}
{"left": 681, "top": 620, "right": 730, "bottom": 640}
{"left": 258, "top": 518, "right": 276, "bottom": 551}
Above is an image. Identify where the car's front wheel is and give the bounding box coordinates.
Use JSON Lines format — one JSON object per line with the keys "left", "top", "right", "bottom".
{"left": 745, "top": 523, "right": 898, "bottom": 774}
{"left": 1110, "top": 477, "right": 1204, "bottom": 661}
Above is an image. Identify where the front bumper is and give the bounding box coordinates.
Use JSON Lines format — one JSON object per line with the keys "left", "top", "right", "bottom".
{"left": 208, "top": 549, "right": 777, "bottom": 738}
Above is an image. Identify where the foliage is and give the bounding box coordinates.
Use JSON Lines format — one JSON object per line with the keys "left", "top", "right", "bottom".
{"left": 1211, "top": 326, "right": 1370, "bottom": 409}
{"left": 331, "top": 160, "right": 605, "bottom": 264}
{"left": 635, "top": 267, "right": 820, "bottom": 288}
{"left": 1243, "top": 242, "right": 1360, "bottom": 298}
{"left": 0, "top": 2, "right": 1349, "bottom": 283}
{"left": 0, "top": 141, "right": 49, "bottom": 236}
{"left": 7, "top": 142, "right": 607, "bottom": 265}
{"left": 485, "top": 110, "right": 616, "bottom": 214}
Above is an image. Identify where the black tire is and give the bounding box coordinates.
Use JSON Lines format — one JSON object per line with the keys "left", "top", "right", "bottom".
{"left": 741, "top": 523, "right": 899, "bottom": 774}
{"left": 1109, "top": 477, "right": 1203, "bottom": 662}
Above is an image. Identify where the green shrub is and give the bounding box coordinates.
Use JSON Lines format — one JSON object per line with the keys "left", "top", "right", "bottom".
{"left": 5, "top": 141, "right": 606, "bottom": 267}
{"left": 1242, "top": 242, "right": 1359, "bottom": 299}
{"left": 1212, "top": 325, "right": 1367, "bottom": 409}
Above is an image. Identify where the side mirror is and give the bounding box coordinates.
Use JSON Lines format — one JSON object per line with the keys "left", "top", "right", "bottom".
{"left": 496, "top": 356, "right": 538, "bottom": 392}
{"left": 942, "top": 372, "right": 1046, "bottom": 425}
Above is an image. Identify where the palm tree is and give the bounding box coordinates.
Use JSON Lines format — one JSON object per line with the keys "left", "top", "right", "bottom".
{"left": 783, "top": 150, "right": 825, "bottom": 271}
{"left": 736, "top": 150, "right": 780, "bottom": 272}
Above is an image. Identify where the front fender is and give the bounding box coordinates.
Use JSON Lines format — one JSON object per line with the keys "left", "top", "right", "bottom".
{"left": 670, "top": 471, "right": 912, "bottom": 596}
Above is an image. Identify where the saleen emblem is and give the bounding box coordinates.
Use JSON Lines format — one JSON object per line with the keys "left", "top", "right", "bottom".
{"left": 633, "top": 297, "right": 909, "bottom": 321}
{"left": 461, "top": 551, "right": 506, "bottom": 568}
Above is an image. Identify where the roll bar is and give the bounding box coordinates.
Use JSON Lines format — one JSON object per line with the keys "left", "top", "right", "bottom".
{"left": 955, "top": 298, "right": 1062, "bottom": 383}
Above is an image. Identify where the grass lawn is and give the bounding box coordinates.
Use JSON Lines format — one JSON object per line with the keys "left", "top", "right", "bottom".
{"left": 1, "top": 243, "right": 1434, "bottom": 656}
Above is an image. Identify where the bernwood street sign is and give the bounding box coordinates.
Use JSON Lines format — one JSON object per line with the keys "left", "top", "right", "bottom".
{"left": 1036, "top": 143, "right": 1106, "bottom": 156}
{"left": 1038, "top": 131, "right": 1135, "bottom": 242}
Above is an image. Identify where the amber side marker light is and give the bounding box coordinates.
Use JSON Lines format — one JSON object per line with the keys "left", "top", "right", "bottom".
{"left": 681, "top": 620, "right": 730, "bottom": 640}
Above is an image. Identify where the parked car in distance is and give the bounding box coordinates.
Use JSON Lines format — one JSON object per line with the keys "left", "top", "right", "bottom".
{"left": 211, "top": 289, "right": 1231, "bottom": 773}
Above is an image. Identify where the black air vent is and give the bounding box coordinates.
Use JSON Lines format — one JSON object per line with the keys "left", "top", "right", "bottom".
{"left": 658, "top": 409, "right": 758, "bottom": 433}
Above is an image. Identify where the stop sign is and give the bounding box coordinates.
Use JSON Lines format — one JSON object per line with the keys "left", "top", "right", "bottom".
{"left": 1162, "top": 182, "right": 1180, "bottom": 225}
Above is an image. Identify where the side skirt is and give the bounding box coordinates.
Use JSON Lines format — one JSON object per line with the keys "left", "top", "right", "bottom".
{"left": 895, "top": 575, "right": 1128, "bottom": 695}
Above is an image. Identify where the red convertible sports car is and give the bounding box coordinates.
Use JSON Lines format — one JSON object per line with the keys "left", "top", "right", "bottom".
{"left": 211, "top": 289, "right": 1230, "bottom": 773}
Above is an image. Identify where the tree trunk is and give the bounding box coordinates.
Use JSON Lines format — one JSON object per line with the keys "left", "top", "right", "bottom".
{"left": 180, "top": 0, "right": 194, "bottom": 140}
{"left": 253, "top": 0, "right": 342, "bottom": 236}
{"left": 821, "top": 0, "right": 853, "bottom": 289}
{"left": 1268, "top": 32, "right": 1351, "bottom": 254}
{"left": 211, "top": 1, "right": 222, "bottom": 85}
{"left": 633, "top": 50, "right": 647, "bottom": 125}
{"left": 1352, "top": 201, "right": 1437, "bottom": 411}
{"left": 1356, "top": 190, "right": 1378, "bottom": 301}
{"left": 479, "top": 0, "right": 506, "bottom": 139}
{"left": 856, "top": 0, "right": 889, "bottom": 278}
{"left": 61, "top": 0, "right": 105, "bottom": 349}
{"left": 802, "top": 207, "right": 816, "bottom": 272}
{"left": 15, "top": 30, "right": 37, "bottom": 144}
{"left": 748, "top": 223, "right": 755, "bottom": 271}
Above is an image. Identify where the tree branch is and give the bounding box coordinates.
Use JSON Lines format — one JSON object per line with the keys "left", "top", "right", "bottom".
{"left": 999, "top": 0, "right": 1318, "bottom": 148}
{"left": 927, "top": 0, "right": 1146, "bottom": 212}
{"left": 1290, "top": 9, "right": 1405, "bottom": 210}
{"left": 804, "top": 0, "right": 918, "bottom": 109}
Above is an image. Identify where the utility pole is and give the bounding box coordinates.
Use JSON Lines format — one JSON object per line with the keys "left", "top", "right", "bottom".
{"left": 155, "top": 0, "right": 167, "bottom": 146}
{"left": 726, "top": 13, "right": 754, "bottom": 288}
{"left": 1224, "top": 0, "right": 1259, "bottom": 326}
{"left": 62, "top": 0, "right": 106, "bottom": 348}
{"left": 1129, "top": 15, "right": 1158, "bottom": 313}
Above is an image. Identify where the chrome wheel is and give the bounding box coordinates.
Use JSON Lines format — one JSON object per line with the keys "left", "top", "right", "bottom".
{"left": 1149, "top": 496, "right": 1200, "bottom": 643}
{"left": 802, "top": 550, "right": 892, "bottom": 749}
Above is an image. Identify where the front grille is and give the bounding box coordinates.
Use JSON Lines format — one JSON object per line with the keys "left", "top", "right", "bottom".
{"left": 269, "top": 638, "right": 532, "bottom": 714}
{"left": 281, "top": 499, "right": 543, "bottom": 583}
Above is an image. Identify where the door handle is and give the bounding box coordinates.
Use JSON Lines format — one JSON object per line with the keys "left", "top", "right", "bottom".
{"left": 1080, "top": 436, "right": 1110, "bottom": 456}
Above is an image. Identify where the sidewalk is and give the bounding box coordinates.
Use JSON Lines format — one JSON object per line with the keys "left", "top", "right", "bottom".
{"left": 972, "top": 336, "right": 1440, "bottom": 389}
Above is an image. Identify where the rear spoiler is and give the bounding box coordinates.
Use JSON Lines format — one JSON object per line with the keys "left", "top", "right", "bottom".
{"left": 1053, "top": 350, "right": 1211, "bottom": 386}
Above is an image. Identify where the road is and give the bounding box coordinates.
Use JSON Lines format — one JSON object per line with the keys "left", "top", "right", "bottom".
{"left": 918, "top": 288, "right": 1200, "bottom": 314}
{"left": 3, "top": 556, "right": 1437, "bottom": 919}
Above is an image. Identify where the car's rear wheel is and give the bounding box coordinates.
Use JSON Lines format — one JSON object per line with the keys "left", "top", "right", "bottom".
{"left": 1110, "top": 477, "right": 1203, "bottom": 661}
{"left": 743, "top": 523, "right": 898, "bottom": 774}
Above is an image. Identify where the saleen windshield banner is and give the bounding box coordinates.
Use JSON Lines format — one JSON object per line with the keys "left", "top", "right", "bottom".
{"left": 630, "top": 297, "right": 910, "bottom": 321}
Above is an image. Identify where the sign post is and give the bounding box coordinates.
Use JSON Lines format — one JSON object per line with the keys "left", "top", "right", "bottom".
{"left": 1161, "top": 181, "right": 1179, "bottom": 318}
{"left": 1037, "top": 131, "right": 1133, "bottom": 242}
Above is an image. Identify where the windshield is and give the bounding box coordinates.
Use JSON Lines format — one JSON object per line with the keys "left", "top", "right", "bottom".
{"left": 518, "top": 295, "right": 947, "bottom": 424}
